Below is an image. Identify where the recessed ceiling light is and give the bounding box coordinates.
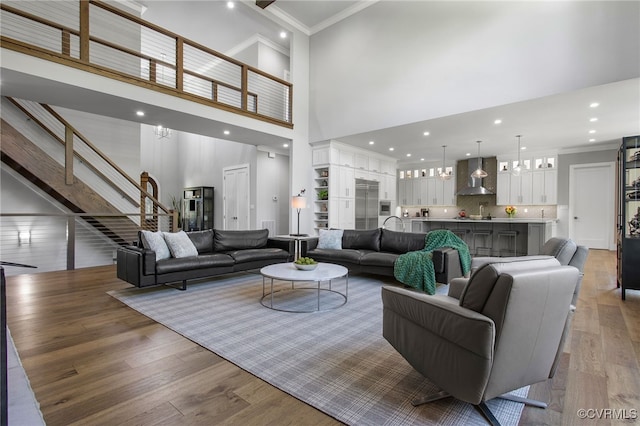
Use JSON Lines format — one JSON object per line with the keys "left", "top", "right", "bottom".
{"left": 406, "top": 153, "right": 411, "bottom": 157}
{"left": 423, "top": 131, "right": 430, "bottom": 136}
{"left": 389, "top": 147, "right": 394, "bottom": 151}
{"left": 227, "top": 1, "right": 234, "bottom": 9}
{"left": 589, "top": 138, "right": 596, "bottom": 142}
{"left": 368, "top": 141, "right": 374, "bottom": 145}
{"left": 420, "top": 158, "right": 425, "bottom": 161}
{"left": 590, "top": 102, "right": 600, "bottom": 108}
{"left": 280, "top": 31, "right": 287, "bottom": 38}
{"left": 589, "top": 117, "right": 598, "bottom": 122}
{"left": 465, "top": 152, "right": 471, "bottom": 156}
{"left": 589, "top": 130, "right": 596, "bottom": 134}
{"left": 283, "top": 143, "right": 289, "bottom": 148}
{"left": 223, "top": 130, "right": 230, "bottom": 135}
{"left": 494, "top": 119, "right": 502, "bottom": 125}
{"left": 136, "top": 110, "right": 144, "bottom": 116}
{"left": 521, "top": 146, "right": 527, "bottom": 150}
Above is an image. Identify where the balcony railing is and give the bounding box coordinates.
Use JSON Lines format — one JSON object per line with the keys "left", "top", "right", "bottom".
{"left": 0, "top": 0, "right": 293, "bottom": 127}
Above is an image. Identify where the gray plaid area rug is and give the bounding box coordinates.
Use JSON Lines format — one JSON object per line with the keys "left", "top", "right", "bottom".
{"left": 108, "top": 272, "right": 528, "bottom": 425}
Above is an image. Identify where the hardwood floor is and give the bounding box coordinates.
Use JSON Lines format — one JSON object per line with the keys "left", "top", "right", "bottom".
{"left": 5, "top": 249, "right": 639, "bottom": 425}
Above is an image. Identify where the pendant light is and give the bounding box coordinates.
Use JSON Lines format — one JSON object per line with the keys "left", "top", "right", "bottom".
{"left": 439, "top": 145, "right": 452, "bottom": 180}
{"left": 470, "top": 140, "right": 488, "bottom": 178}
{"left": 512, "top": 135, "right": 522, "bottom": 176}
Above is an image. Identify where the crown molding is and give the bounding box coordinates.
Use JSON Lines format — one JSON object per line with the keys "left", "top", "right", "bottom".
{"left": 248, "top": 0, "right": 379, "bottom": 36}
{"left": 309, "top": 1, "right": 379, "bottom": 35}
{"left": 113, "top": 0, "right": 147, "bottom": 15}
{"left": 226, "top": 34, "right": 290, "bottom": 58}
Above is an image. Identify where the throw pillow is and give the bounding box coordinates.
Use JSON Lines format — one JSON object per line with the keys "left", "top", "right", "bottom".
{"left": 317, "top": 229, "right": 344, "bottom": 250}
{"left": 140, "top": 230, "right": 171, "bottom": 260}
{"left": 163, "top": 231, "right": 199, "bottom": 258}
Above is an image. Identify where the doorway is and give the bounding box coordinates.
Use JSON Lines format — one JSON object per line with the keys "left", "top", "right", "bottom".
{"left": 569, "top": 162, "right": 615, "bottom": 249}
{"left": 223, "top": 164, "right": 250, "bottom": 230}
{"left": 140, "top": 171, "right": 158, "bottom": 231}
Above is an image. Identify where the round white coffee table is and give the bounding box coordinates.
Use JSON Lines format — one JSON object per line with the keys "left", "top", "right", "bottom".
{"left": 260, "top": 262, "right": 348, "bottom": 312}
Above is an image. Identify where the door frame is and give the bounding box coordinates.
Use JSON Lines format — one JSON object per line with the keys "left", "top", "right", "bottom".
{"left": 222, "top": 163, "right": 250, "bottom": 230}
{"left": 568, "top": 161, "right": 615, "bottom": 250}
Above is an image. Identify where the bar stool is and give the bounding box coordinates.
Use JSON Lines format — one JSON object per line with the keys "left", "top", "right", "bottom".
{"left": 497, "top": 230, "right": 519, "bottom": 257}
{"left": 472, "top": 229, "right": 493, "bottom": 256}
{"left": 452, "top": 228, "right": 470, "bottom": 245}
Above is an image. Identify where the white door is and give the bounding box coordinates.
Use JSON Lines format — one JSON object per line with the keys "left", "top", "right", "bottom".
{"left": 223, "top": 164, "right": 250, "bottom": 230}
{"left": 569, "top": 162, "right": 615, "bottom": 249}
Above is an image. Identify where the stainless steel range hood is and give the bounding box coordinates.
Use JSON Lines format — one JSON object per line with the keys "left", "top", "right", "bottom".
{"left": 456, "top": 157, "right": 494, "bottom": 196}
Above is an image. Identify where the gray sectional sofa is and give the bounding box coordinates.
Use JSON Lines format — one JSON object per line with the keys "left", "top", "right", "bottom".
{"left": 116, "top": 229, "right": 294, "bottom": 290}
{"left": 300, "top": 228, "right": 464, "bottom": 284}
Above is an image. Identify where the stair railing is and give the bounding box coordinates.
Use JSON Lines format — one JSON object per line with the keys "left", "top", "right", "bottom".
{"left": 5, "top": 96, "right": 179, "bottom": 232}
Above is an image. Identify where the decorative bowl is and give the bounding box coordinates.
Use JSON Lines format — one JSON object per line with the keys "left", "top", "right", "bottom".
{"left": 294, "top": 263, "right": 318, "bottom": 271}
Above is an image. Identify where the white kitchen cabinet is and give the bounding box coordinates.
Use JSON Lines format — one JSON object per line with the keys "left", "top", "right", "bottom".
{"left": 329, "top": 197, "right": 355, "bottom": 229}
{"left": 496, "top": 172, "right": 510, "bottom": 205}
{"left": 381, "top": 160, "right": 396, "bottom": 175}
{"left": 532, "top": 168, "right": 557, "bottom": 204}
{"left": 338, "top": 166, "right": 355, "bottom": 198}
{"left": 497, "top": 170, "right": 532, "bottom": 205}
{"left": 355, "top": 153, "right": 368, "bottom": 170}
{"left": 312, "top": 147, "right": 330, "bottom": 166}
{"left": 368, "top": 157, "right": 381, "bottom": 173}
{"left": 509, "top": 172, "right": 532, "bottom": 205}
{"left": 398, "top": 178, "right": 412, "bottom": 205}
{"left": 411, "top": 178, "right": 428, "bottom": 205}
{"left": 338, "top": 148, "right": 355, "bottom": 167}
{"left": 354, "top": 168, "right": 369, "bottom": 180}
{"left": 381, "top": 174, "right": 396, "bottom": 201}
{"left": 438, "top": 178, "right": 457, "bottom": 206}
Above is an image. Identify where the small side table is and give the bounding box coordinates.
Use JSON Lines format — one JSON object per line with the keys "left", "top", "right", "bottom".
{"left": 277, "top": 234, "right": 313, "bottom": 260}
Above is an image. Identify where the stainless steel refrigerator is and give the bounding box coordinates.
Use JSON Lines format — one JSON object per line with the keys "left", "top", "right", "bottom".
{"left": 355, "top": 179, "right": 379, "bottom": 230}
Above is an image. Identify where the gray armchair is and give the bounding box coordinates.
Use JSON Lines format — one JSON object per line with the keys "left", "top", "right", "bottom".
{"left": 449, "top": 237, "right": 588, "bottom": 305}
{"left": 382, "top": 258, "right": 579, "bottom": 425}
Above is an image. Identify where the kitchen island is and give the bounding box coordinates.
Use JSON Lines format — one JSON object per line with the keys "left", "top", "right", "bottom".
{"left": 406, "top": 218, "right": 557, "bottom": 256}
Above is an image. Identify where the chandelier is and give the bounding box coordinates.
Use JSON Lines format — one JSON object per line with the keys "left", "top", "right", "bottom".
{"left": 155, "top": 125, "right": 172, "bottom": 139}
{"left": 512, "top": 135, "right": 522, "bottom": 176}
{"left": 470, "top": 140, "right": 488, "bottom": 178}
{"left": 439, "top": 145, "right": 452, "bottom": 181}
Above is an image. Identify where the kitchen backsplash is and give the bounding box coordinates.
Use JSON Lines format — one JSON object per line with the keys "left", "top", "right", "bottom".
{"left": 400, "top": 204, "right": 557, "bottom": 220}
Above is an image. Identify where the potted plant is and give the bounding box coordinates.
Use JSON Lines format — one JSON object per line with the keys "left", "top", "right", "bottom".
{"left": 317, "top": 189, "right": 328, "bottom": 200}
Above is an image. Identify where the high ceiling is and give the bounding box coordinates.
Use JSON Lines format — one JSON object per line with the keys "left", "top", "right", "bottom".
{"left": 259, "top": 0, "right": 639, "bottom": 165}
{"left": 2, "top": 0, "right": 638, "bottom": 164}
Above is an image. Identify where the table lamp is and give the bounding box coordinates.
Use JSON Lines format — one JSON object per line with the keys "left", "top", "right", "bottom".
{"left": 291, "top": 189, "right": 307, "bottom": 236}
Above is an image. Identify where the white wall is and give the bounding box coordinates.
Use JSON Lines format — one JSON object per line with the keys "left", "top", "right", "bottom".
{"left": 309, "top": 1, "right": 640, "bottom": 142}
{"left": 186, "top": 133, "right": 256, "bottom": 229}
{"left": 256, "top": 150, "right": 289, "bottom": 235}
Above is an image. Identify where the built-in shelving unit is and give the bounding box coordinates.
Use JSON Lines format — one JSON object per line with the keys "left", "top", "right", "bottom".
{"left": 617, "top": 135, "right": 640, "bottom": 300}
{"left": 313, "top": 166, "right": 330, "bottom": 229}
{"left": 311, "top": 141, "right": 397, "bottom": 231}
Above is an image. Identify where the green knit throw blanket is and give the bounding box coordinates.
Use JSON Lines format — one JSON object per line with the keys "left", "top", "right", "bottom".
{"left": 393, "top": 229, "right": 471, "bottom": 295}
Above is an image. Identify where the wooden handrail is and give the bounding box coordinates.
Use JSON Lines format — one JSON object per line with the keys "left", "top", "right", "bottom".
{"left": 5, "top": 98, "right": 139, "bottom": 207}
{"left": 5, "top": 97, "right": 172, "bottom": 214}
{"left": 41, "top": 104, "right": 171, "bottom": 213}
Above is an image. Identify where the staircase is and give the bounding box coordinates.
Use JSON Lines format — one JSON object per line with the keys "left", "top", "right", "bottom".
{"left": 1, "top": 119, "right": 139, "bottom": 246}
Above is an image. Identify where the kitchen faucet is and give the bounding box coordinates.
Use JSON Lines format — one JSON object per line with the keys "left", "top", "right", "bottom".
{"left": 479, "top": 204, "right": 484, "bottom": 217}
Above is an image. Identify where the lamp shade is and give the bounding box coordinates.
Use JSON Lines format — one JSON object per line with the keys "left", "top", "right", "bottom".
{"left": 292, "top": 195, "right": 307, "bottom": 209}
